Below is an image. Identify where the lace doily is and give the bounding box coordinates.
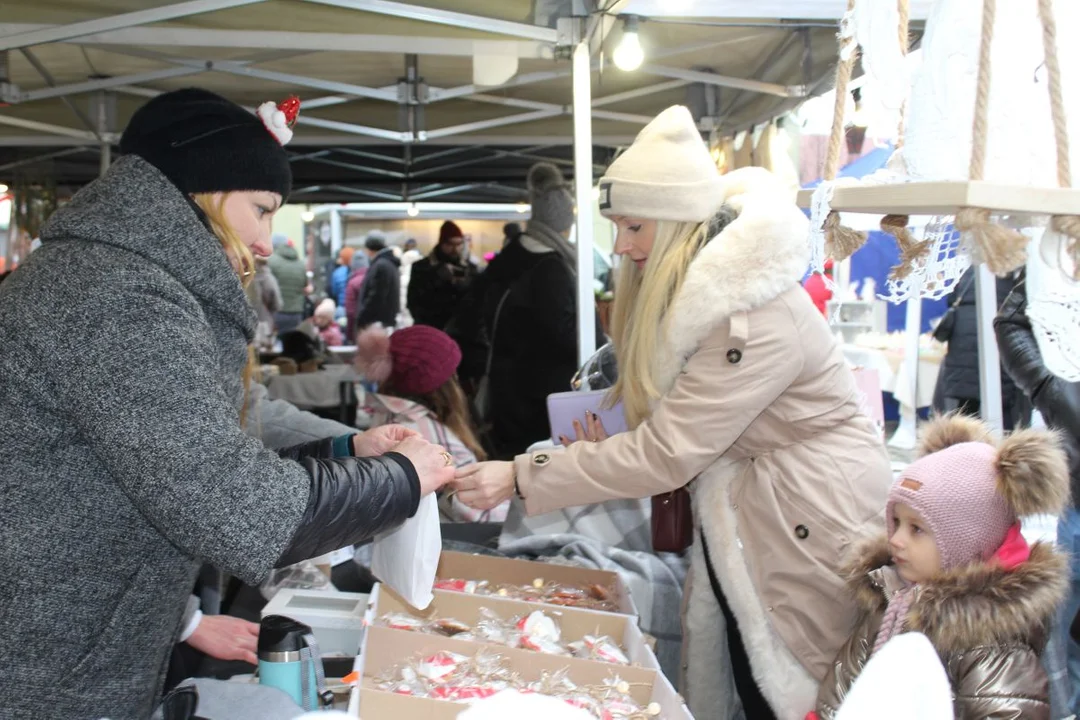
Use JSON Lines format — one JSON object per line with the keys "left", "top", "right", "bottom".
{"left": 1027, "top": 229, "right": 1080, "bottom": 381}
{"left": 882, "top": 216, "right": 972, "bottom": 303}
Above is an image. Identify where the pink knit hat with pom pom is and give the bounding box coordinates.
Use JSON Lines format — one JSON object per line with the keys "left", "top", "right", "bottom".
{"left": 886, "top": 414, "right": 1070, "bottom": 572}
{"left": 355, "top": 324, "right": 462, "bottom": 396}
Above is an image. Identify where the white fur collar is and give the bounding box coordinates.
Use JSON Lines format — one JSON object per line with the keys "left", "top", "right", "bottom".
{"left": 654, "top": 174, "right": 810, "bottom": 393}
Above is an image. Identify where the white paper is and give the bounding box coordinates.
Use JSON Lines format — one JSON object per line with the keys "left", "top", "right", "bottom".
{"left": 371, "top": 493, "right": 440, "bottom": 610}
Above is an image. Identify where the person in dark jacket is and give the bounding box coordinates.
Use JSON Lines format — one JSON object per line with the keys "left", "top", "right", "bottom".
{"left": 0, "top": 88, "right": 454, "bottom": 720}
{"left": 476, "top": 162, "right": 605, "bottom": 459}
{"left": 407, "top": 220, "right": 478, "bottom": 330}
{"left": 356, "top": 234, "right": 401, "bottom": 330}
{"left": 933, "top": 266, "right": 1019, "bottom": 428}
{"left": 267, "top": 235, "right": 308, "bottom": 333}
{"left": 996, "top": 271, "right": 1080, "bottom": 714}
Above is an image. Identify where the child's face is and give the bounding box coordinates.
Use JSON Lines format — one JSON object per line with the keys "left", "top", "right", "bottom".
{"left": 889, "top": 503, "right": 942, "bottom": 584}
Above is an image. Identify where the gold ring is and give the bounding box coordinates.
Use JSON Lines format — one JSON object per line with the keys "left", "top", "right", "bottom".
{"left": 441, "top": 451, "right": 454, "bottom": 467}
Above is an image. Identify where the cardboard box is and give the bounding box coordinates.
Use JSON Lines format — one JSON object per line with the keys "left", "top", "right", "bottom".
{"left": 436, "top": 551, "right": 638, "bottom": 617}
{"left": 369, "top": 585, "right": 658, "bottom": 670}
{"left": 352, "top": 625, "right": 692, "bottom": 719}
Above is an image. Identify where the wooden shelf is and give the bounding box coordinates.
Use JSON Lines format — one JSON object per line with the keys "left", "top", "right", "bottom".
{"left": 796, "top": 180, "right": 1080, "bottom": 216}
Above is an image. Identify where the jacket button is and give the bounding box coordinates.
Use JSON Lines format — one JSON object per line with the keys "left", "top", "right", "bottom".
{"left": 726, "top": 349, "right": 742, "bottom": 364}
{"left": 534, "top": 453, "right": 550, "bottom": 466}
{"left": 795, "top": 524, "right": 810, "bottom": 540}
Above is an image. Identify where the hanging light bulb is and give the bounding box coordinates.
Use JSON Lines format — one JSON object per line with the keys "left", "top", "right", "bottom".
{"left": 515, "top": 201, "right": 529, "bottom": 214}
{"left": 612, "top": 16, "right": 644, "bottom": 72}
{"left": 301, "top": 210, "right": 315, "bottom": 223}
{"left": 406, "top": 203, "right": 420, "bottom": 217}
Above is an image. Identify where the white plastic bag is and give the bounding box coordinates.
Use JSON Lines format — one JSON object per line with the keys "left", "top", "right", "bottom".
{"left": 371, "top": 493, "right": 440, "bottom": 610}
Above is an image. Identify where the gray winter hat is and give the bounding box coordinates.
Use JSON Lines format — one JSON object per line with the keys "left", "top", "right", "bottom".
{"left": 527, "top": 162, "right": 575, "bottom": 234}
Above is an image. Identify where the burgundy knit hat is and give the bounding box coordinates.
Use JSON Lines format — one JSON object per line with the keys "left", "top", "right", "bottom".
{"left": 355, "top": 324, "right": 461, "bottom": 395}
{"left": 886, "top": 414, "right": 1070, "bottom": 572}
{"left": 439, "top": 221, "right": 464, "bottom": 246}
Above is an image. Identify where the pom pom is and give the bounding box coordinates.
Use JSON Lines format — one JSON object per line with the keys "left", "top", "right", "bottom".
{"left": 916, "top": 413, "right": 994, "bottom": 457}
{"left": 257, "top": 100, "right": 294, "bottom": 146}
{"left": 996, "top": 428, "right": 1071, "bottom": 517}
{"left": 527, "top": 162, "right": 566, "bottom": 194}
{"left": 355, "top": 326, "right": 393, "bottom": 384}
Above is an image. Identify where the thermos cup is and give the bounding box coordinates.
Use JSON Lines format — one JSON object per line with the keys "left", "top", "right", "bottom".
{"left": 258, "top": 615, "right": 330, "bottom": 710}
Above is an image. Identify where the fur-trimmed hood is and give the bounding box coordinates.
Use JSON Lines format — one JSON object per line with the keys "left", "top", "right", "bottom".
{"left": 655, "top": 167, "right": 809, "bottom": 392}
{"left": 845, "top": 535, "right": 1068, "bottom": 653}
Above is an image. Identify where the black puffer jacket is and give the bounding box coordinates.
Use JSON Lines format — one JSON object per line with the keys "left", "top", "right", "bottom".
{"left": 938, "top": 267, "right": 1017, "bottom": 402}
{"left": 275, "top": 437, "right": 419, "bottom": 566}
{"left": 995, "top": 274, "right": 1080, "bottom": 507}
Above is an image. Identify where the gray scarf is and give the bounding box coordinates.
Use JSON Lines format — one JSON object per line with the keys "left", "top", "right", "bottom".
{"left": 523, "top": 219, "right": 577, "bottom": 269}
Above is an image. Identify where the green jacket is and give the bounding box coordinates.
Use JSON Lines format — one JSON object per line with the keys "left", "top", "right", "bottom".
{"left": 268, "top": 245, "right": 307, "bottom": 313}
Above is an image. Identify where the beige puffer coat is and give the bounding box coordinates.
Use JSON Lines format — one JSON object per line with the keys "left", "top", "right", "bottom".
{"left": 817, "top": 536, "right": 1068, "bottom": 720}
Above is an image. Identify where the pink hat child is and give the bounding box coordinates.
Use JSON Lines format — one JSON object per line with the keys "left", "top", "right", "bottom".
{"left": 874, "top": 414, "right": 1070, "bottom": 654}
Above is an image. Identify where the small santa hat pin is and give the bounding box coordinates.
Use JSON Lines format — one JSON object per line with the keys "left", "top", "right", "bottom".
{"left": 257, "top": 95, "right": 301, "bottom": 146}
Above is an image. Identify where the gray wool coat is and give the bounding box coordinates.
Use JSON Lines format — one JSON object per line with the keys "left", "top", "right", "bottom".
{"left": 0, "top": 156, "right": 329, "bottom": 719}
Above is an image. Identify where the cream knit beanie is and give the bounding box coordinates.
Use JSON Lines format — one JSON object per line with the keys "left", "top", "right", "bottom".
{"left": 598, "top": 105, "right": 724, "bottom": 222}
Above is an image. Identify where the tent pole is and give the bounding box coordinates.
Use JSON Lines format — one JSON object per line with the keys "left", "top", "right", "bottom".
{"left": 975, "top": 264, "right": 1004, "bottom": 434}
{"left": 572, "top": 39, "right": 597, "bottom": 366}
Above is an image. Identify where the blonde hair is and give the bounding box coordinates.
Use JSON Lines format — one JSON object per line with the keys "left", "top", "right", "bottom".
{"left": 192, "top": 193, "right": 256, "bottom": 286}
{"left": 607, "top": 217, "right": 720, "bottom": 428}
{"left": 191, "top": 192, "right": 258, "bottom": 426}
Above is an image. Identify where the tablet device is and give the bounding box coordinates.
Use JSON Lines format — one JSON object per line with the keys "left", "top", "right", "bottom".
{"left": 546, "top": 390, "right": 628, "bottom": 443}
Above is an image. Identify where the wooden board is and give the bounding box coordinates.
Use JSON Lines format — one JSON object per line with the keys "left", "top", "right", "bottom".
{"left": 796, "top": 180, "right": 1080, "bottom": 216}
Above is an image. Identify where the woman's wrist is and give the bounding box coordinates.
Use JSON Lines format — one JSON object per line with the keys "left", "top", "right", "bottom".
{"left": 511, "top": 461, "right": 523, "bottom": 500}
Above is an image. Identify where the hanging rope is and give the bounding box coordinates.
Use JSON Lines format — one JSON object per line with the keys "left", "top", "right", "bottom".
{"left": 954, "top": 0, "right": 1029, "bottom": 275}
{"left": 822, "top": 0, "right": 867, "bottom": 262}
{"left": 883, "top": 0, "right": 929, "bottom": 282}
{"left": 1036, "top": 0, "right": 1080, "bottom": 279}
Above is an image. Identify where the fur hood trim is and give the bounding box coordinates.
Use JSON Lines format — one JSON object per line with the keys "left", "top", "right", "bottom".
{"left": 655, "top": 168, "right": 809, "bottom": 393}
{"left": 845, "top": 535, "right": 1067, "bottom": 653}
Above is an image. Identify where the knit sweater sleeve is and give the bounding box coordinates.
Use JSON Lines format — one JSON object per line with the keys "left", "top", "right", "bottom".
{"left": 43, "top": 276, "right": 314, "bottom": 584}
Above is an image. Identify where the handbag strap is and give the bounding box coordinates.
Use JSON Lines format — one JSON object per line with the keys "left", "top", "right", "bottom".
{"left": 484, "top": 288, "right": 512, "bottom": 378}
{"left": 949, "top": 271, "right": 977, "bottom": 311}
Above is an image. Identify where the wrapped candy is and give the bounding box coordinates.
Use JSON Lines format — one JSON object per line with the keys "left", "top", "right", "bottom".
{"left": 377, "top": 609, "right": 629, "bottom": 665}
{"left": 373, "top": 652, "right": 659, "bottom": 719}
{"left": 434, "top": 576, "right": 619, "bottom": 612}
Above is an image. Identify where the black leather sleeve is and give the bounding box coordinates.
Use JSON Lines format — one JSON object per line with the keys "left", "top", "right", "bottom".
{"left": 275, "top": 451, "right": 421, "bottom": 567}
{"left": 994, "top": 282, "right": 1051, "bottom": 401}
{"left": 275, "top": 436, "right": 338, "bottom": 462}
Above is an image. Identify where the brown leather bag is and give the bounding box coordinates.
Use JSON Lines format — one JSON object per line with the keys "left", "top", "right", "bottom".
{"left": 651, "top": 487, "right": 694, "bottom": 553}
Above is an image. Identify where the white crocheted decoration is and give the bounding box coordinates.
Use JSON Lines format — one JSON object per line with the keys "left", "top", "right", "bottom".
{"left": 903, "top": 0, "right": 1080, "bottom": 185}
{"left": 257, "top": 101, "right": 293, "bottom": 146}
{"left": 882, "top": 216, "right": 972, "bottom": 304}
{"left": 1027, "top": 229, "right": 1080, "bottom": 381}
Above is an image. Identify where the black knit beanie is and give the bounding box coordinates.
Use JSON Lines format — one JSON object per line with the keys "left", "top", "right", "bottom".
{"left": 119, "top": 88, "right": 293, "bottom": 200}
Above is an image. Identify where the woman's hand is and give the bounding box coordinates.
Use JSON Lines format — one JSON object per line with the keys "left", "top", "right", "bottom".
{"left": 559, "top": 411, "right": 609, "bottom": 446}
{"left": 353, "top": 424, "right": 418, "bottom": 457}
{"left": 185, "top": 615, "right": 260, "bottom": 665}
{"left": 392, "top": 435, "right": 454, "bottom": 496}
{"left": 452, "top": 461, "right": 515, "bottom": 510}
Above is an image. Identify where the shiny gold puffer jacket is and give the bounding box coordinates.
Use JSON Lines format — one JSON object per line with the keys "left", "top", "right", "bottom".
{"left": 816, "top": 536, "right": 1067, "bottom": 720}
